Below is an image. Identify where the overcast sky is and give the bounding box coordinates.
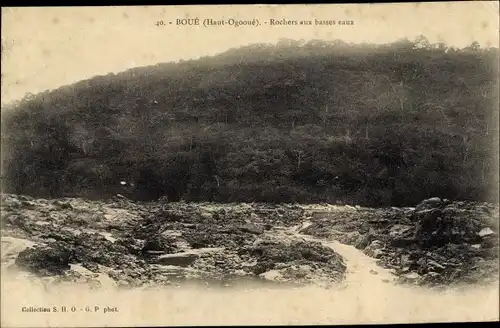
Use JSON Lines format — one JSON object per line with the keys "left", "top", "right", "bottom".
{"left": 1, "top": 3, "right": 499, "bottom": 105}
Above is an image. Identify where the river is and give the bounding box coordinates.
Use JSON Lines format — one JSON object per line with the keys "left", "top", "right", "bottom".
{"left": 2, "top": 226, "right": 499, "bottom": 326}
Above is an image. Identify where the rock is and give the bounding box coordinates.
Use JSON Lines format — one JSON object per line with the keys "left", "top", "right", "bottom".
{"left": 2, "top": 194, "right": 498, "bottom": 289}
{"left": 478, "top": 227, "right": 494, "bottom": 237}
{"left": 115, "top": 237, "right": 144, "bottom": 255}
{"left": 415, "top": 197, "right": 443, "bottom": 211}
{"left": 368, "top": 239, "right": 384, "bottom": 249}
{"left": 354, "top": 234, "right": 370, "bottom": 249}
{"left": 389, "top": 224, "right": 413, "bottom": 238}
{"left": 81, "top": 261, "right": 100, "bottom": 273}
{"left": 54, "top": 200, "right": 73, "bottom": 210}
{"left": 15, "top": 243, "right": 73, "bottom": 276}
{"left": 390, "top": 237, "right": 416, "bottom": 248}
{"left": 372, "top": 249, "right": 384, "bottom": 259}
{"left": 70, "top": 232, "right": 128, "bottom": 266}
{"left": 427, "top": 259, "right": 446, "bottom": 272}
{"left": 259, "top": 269, "right": 284, "bottom": 282}
{"left": 400, "top": 266, "right": 411, "bottom": 273}
{"left": 481, "top": 235, "right": 498, "bottom": 249}
{"left": 341, "top": 231, "right": 361, "bottom": 245}
{"left": 239, "top": 224, "right": 264, "bottom": 235}
{"left": 240, "top": 238, "right": 346, "bottom": 282}
{"left": 200, "top": 212, "right": 213, "bottom": 220}
{"left": 345, "top": 205, "right": 357, "bottom": 211}
{"left": 388, "top": 224, "right": 416, "bottom": 247}
{"left": 20, "top": 200, "right": 37, "bottom": 209}
{"left": 420, "top": 271, "right": 442, "bottom": 285}
{"left": 414, "top": 208, "right": 441, "bottom": 222}
{"left": 1, "top": 195, "right": 23, "bottom": 209}
{"left": 152, "top": 253, "right": 200, "bottom": 266}
{"left": 141, "top": 235, "right": 176, "bottom": 254}
{"left": 402, "top": 272, "right": 420, "bottom": 282}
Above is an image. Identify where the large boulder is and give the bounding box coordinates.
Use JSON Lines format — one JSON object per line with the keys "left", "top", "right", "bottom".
{"left": 15, "top": 243, "right": 73, "bottom": 276}
{"left": 412, "top": 201, "right": 495, "bottom": 249}
{"left": 240, "top": 238, "right": 346, "bottom": 284}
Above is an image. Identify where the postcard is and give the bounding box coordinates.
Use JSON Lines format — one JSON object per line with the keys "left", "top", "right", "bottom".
{"left": 1, "top": 3, "right": 499, "bottom": 326}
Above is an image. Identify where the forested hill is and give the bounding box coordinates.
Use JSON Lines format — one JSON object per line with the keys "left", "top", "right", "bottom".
{"left": 1, "top": 38, "right": 499, "bottom": 206}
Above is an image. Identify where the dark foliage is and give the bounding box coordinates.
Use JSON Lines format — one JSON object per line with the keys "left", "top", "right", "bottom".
{"left": 2, "top": 37, "right": 499, "bottom": 206}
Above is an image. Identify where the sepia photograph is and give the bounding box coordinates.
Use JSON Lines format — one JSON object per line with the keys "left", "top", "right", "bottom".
{"left": 1, "top": 3, "right": 499, "bottom": 326}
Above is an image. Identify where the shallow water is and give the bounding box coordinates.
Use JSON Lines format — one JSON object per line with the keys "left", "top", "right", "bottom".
{"left": 2, "top": 230, "right": 499, "bottom": 326}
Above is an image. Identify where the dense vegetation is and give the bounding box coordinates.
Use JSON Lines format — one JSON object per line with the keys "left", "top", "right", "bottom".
{"left": 1, "top": 37, "right": 499, "bottom": 206}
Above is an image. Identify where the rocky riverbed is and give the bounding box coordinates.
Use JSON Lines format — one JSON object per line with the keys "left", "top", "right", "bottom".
{"left": 300, "top": 198, "right": 499, "bottom": 288}
{"left": 1, "top": 194, "right": 498, "bottom": 291}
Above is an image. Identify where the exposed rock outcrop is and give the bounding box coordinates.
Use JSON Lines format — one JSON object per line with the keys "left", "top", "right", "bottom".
{"left": 1, "top": 194, "right": 346, "bottom": 288}
{"left": 300, "top": 197, "right": 499, "bottom": 287}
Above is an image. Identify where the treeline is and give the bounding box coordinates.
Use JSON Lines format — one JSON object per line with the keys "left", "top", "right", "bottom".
{"left": 1, "top": 36, "right": 499, "bottom": 206}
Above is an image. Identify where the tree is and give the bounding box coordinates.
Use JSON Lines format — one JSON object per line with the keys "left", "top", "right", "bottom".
{"left": 2, "top": 38, "right": 497, "bottom": 205}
